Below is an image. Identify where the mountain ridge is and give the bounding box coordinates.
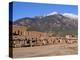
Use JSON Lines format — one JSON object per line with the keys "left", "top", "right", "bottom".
{"left": 13, "top": 13, "right": 78, "bottom": 36}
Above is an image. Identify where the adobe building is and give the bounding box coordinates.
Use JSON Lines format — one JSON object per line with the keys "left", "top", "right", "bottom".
{"left": 10, "top": 25, "right": 77, "bottom": 48}
{"left": 12, "top": 25, "right": 27, "bottom": 36}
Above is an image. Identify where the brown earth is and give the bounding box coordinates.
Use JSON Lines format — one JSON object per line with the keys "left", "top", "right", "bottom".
{"left": 13, "top": 43, "right": 78, "bottom": 58}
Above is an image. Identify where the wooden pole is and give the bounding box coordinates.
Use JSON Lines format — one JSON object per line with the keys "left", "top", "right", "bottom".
{"left": 29, "top": 38, "right": 32, "bottom": 47}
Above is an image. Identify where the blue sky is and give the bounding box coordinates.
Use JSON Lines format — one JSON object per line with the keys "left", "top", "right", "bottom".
{"left": 11, "top": 2, "right": 78, "bottom": 21}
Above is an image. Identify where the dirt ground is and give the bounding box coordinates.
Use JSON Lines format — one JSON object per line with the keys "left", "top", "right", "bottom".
{"left": 13, "top": 43, "right": 78, "bottom": 58}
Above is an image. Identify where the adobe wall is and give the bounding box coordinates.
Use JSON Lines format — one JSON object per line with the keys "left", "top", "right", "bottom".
{"left": 12, "top": 25, "right": 27, "bottom": 36}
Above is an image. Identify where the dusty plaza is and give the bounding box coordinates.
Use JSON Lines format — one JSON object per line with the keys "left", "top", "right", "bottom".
{"left": 13, "top": 43, "right": 78, "bottom": 58}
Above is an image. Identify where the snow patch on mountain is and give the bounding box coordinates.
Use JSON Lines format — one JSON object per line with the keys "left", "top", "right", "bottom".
{"left": 46, "top": 11, "right": 78, "bottom": 19}
{"left": 47, "top": 12, "right": 59, "bottom": 16}
{"left": 63, "top": 13, "right": 78, "bottom": 19}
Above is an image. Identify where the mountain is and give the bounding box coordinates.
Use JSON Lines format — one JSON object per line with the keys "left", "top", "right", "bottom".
{"left": 13, "top": 12, "right": 78, "bottom": 36}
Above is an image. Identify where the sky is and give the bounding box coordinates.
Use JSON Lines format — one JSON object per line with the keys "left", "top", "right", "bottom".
{"left": 10, "top": 2, "right": 78, "bottom": 21}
